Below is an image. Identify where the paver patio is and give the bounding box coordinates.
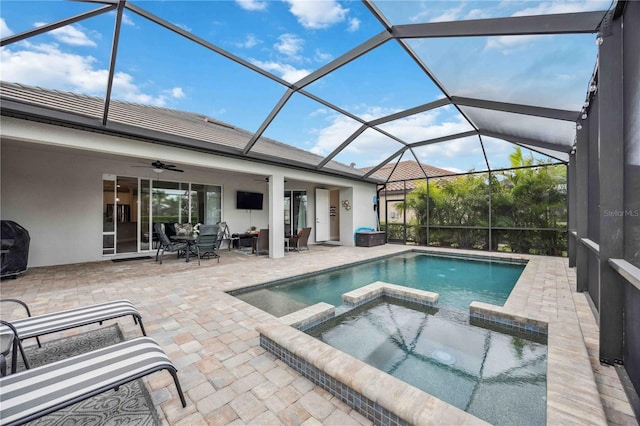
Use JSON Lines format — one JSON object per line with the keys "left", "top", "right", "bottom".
{"left": 0, "top": 245, "right": 636, "bottom": 425}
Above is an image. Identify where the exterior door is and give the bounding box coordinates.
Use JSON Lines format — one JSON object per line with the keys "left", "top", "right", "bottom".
{"left": 315, "top": 188, "right": 330, "bottom": 241}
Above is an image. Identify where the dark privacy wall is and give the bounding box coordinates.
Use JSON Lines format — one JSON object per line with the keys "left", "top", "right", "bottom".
{"left": 623, "top": 0, "right": 640, "bottom": 396}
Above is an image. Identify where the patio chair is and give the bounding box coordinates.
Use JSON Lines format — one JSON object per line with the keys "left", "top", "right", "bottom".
{"left": 0, "top": 320, "right": 30, "bottom": 376}
{"left": 0, "top": 336, "right": 186, "bottom": 425}
{"left": 192, "top": 225, "right": 220, "bottom": 265}
{"left": 252, "top": 229, "right": 269, "bottom": 255}
{"left": 289, "top": 227, "right": 311, "bottom": 251}
{"left": 154, "top": 223, "right": 188, "bottom": 264}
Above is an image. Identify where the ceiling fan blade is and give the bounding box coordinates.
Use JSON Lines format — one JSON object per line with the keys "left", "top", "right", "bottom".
{"left": 167, "top": 167, "right": 184, "bottom": 172}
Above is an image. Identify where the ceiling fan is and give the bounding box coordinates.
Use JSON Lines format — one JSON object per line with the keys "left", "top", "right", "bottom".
{"left": 134, "top": 160, "right": 184, "bottom": 173}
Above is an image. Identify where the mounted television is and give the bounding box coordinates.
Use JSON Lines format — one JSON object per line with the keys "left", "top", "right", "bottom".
{"left": 236, "top": 191, "right": 263, "bottom": 210}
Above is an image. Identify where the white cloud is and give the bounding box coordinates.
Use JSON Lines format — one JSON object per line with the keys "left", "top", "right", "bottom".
{"left": 484, "top": 1, "right": 606, "bottom": 52}
{"left": 284, "top": 0, "right": 349, "bottom": 29}
{"left": 430, "top": 5, "right": 465, "bottom": 23}
{"left": 309, "top": 113, "right": 362, "bottom": 156}
{"left": 347, "top": 18, "right": 360, "bottom": 32}
{"left": 465, "top": 9, "right": 489, "bottom": 20}
{"left": 35, "top": 22, "right": 97, "bottom": 47}
{"left": 121, "top": 12, "right": 135, "bottom": 26}
{"left": 309, "top": 108, "right": 328, "bottom": 117}
{"left": 250, "top": 59, "right": 311, "bottom": 83}
{"left": 274, "top": 33, "right": 304, "bottom": 59}
{"left": 0, "top": 43, "right": 173, "bottom": 106}
{"left": 169, "top": 87, "right": 185, "bottom": 99}
{"left": 414, "top": 136, "right": 485, "bottom": 171}
{"left": 314, "top": 49, "right": 333, "bottom": 63}
{"left": 235, "top": 34, "right": 261, "bottom": 49}
{"left": 512, "top": 0, "right": 608, "bottom": 16}
{"left": 378, "top": 111, "right": 474, "bottom": 144}
{"left": 485, "top": 34, "right": 543, "bottom": 53}
{"left": 0, "top": 18, "right": 13, "bottom": 38}
{"left": 410, "top": 10, "right": 431, "bottom": 23}
{"left": 235, "top": 0, "right": 268, "bottom": 12}
{"left": 310, "top": 107, "right": 479, "bottom": 167}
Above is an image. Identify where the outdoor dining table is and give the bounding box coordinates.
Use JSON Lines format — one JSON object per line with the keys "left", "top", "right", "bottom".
{"left": 170, "top": 235, "right": 197, "bottom": 262}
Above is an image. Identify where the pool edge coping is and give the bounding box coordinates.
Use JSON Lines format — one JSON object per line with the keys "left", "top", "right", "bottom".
{"left": 229, "top": 246, "right": 607, "bottom": 425}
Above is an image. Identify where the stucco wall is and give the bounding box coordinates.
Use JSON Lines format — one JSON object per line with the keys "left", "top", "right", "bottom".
{"left": 1, "top": 118, "right": 378, "bottom": 266}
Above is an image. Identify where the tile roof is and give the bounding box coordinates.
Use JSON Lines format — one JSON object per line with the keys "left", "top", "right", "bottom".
{"left": 0, "top": 82, "right": 371, "bottom": 180}
{"left": 362, "top": 160, "right": 453, "bottom": 192}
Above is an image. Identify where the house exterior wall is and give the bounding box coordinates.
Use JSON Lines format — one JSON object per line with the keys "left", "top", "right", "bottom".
{"left": 0, "top": 117, "right": 377, "bottom": 267}
{"left": 377, "top": 192, "right": 418, "bottom": 224}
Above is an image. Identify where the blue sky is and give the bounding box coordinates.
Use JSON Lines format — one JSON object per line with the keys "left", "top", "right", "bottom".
{"left": 0, "top": 0, "right": 610, "bottom": 173}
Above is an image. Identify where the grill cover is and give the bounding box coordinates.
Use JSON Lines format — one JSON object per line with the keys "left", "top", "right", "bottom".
{"left": 1, "top": 220, "right": 30, "bottom": 277}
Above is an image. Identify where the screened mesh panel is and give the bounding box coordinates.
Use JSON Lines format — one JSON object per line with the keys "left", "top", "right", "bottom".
{"left": 330, "top": 128, "right": 406, "bottom": 170}
{"left": 461, "top": 106, "right": 576, "bottom": 149}
{"left": 0, "top": 0, "right": 603, "bottom": 186}
{"left": 520, "top": 144, "right": 570, "bottom": 163}
{"left": 116, "top": 13, "right": 285, "bottom": 134}
{"left": 428, "top": 174, "right": 490, "bottom": 228}
{"left": 0, "top": 1, "right": 103, "bottom": 36}
{"left": 0, "top": 13, "right": 114, "bottom": 100}
{"left": 373, "top": 1, "right": 610, "bottom": 25}
{"left": 412, "top": 136, "right": 487, "bottom": 173}
{"left": 482, "top": 137, "right": 561, "bottom": 170}
{"left": 137, "top": 0, "right": 383, "bottom": 79}
{"left": 304, "top": 41, "right": 443, "bottom": 120}
{"left": 376, "top": 106, "right": 474, "bottom": 144}
{"left": 258, "top": 92, "right": 363, "bottom": 165}
{"left": 407, "top": 34, "right": 598, "bottom": 110}
{"left": 365, "top": 151, "right": 410, "bottom": 182}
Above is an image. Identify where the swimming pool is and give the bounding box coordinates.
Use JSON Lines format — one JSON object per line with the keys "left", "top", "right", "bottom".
{"left": 307, "top": 298, "right": 547, "bottom": 426}
{"left": 233, "top": 251, "right": 526, "bottom": 316}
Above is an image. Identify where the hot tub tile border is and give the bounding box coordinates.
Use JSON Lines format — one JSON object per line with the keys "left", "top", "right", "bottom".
{"left": 342, "top": 281, "right": 439, "bottom": 309}
{"left": 257, "top": 324, "right": 488, "bottom": 426}
{"left": 469, "top": 301, "right": 548, "bottom": 339}
{"left": 260, "top": 335, "right": 410, "bottom": 426}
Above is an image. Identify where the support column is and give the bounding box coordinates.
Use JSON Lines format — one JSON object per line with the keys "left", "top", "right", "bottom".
{"left": 598, "top": 14, "right": 625, "bottom": 365}
{"left": 575, "top": 120, "right": 589, "bottom": 292}
{"left": 567, "top": 155, "right": 576, "bottom": 267}
{"left": 268, "top": 174, "right": 285, "bottom": 259}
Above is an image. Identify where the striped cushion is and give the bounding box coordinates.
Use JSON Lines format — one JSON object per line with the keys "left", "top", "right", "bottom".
{"left": 0, "top": 300, "right": 145, "bottom": 340}
{"left": 0, "top": 337, "right": 185, "bottom": 425}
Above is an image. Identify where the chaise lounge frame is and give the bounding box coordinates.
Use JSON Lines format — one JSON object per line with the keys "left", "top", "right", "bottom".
{"left": 0, "top": 299, "right": 146, "bottom": 344}
{"left": 0, "top": 336, "right": 187, "bottom": 426}
{"left": 0, "top": 299, "right": 146, "bottom": 373}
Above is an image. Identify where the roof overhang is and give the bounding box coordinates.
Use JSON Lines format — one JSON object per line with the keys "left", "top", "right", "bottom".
{"left": 0, "top": 98, "right": 385, "bottom": 184}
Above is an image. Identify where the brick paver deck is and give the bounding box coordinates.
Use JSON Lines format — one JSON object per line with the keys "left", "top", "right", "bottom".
{"left": 0, "top": 245, "right": 635, "bottom": 425}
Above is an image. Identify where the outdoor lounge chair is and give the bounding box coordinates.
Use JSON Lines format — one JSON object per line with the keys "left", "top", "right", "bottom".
{"left": 289, "top": 227, "right": 311, "bottom": 251}
{"left": 0, "top": 299, "right": 146, "bottom": 372}
{"left": 0, "top": 336, "right": 186, "bottom": 425}
{"left": 154, "top": 223, "right": 188, "bottom": 264}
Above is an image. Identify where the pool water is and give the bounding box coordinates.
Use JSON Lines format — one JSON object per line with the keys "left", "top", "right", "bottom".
{"left": 307, "top": 298, "right": 547, "bottom": 426}
{"left": 234, "top": 252, "right": 525, "bottom": 316}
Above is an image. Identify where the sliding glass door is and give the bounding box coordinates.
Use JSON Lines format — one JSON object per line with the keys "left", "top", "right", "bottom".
{"left": 284, "top": 191, "right": 307, "bottom": 237}
{"left": 103, "top": 175, "right": 221, "bottom": 256}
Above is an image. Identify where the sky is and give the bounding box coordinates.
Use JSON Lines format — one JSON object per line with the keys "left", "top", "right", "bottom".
{"left": 0, "top": 0, "right": 611, "bottom": 173}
